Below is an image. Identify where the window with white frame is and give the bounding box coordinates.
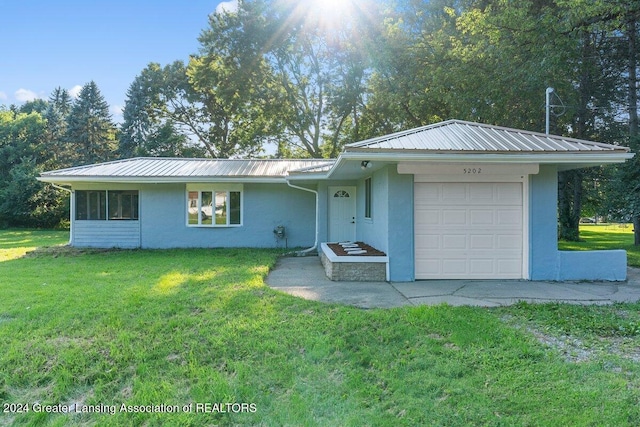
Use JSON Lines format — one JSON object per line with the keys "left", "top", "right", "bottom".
{"left": 187, "top": 185, "right": 242, "bottom": 227}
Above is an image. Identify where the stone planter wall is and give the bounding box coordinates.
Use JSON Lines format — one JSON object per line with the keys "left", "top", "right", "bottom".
{"left": 319, "top": 243, "right": 388, "bottom": 282}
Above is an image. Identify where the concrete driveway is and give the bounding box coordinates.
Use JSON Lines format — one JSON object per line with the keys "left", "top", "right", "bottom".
{"left": 265, "top": 256, "right": 640, "bottom": 309}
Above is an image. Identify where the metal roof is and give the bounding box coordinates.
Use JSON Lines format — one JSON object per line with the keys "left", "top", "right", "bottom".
{"left": 40, "top": 158, "right": 336, "bottom": 182}
{"left": 345, "top": 120, "right": 630, "bottom": 153}
{"left": 39, "top": 120, "right": 633, "bottom": 184}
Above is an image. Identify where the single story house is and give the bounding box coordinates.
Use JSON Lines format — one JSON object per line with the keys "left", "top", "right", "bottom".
{"left": 39, "top": 120, "right": 633, "bottom": 282}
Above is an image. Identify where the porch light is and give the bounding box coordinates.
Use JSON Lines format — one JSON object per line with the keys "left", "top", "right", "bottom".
{"left": 361, "top": 161, "right": 372, "bottom": 170}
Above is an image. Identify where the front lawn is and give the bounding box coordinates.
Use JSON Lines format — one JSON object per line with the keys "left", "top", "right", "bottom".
{"left": 558, "top": 223, "right": 640, "bottom": 267}
{"left": 1, "top": 230, "right": 640, "bottom": 426}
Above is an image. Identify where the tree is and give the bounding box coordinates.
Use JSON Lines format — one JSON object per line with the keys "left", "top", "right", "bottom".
{"left": 259, "top": 0, "right": 379, "bottom": 157}
{"left": 557, "top": 0, "right": 640, "bottom": 241}
{"left": 44, "top": 87, "right": 72, "bottom": 166}
{"left": 65, "top": 81, "right": 117, "bottom": 165}
{"left": 127, "top": 3, "right": 279, "bottom": 159}
{"left": 0, "top": 109, "right": 68, "bottom": 228}
{"left": 0, "top": 157, "right": 68, "bottom": 228}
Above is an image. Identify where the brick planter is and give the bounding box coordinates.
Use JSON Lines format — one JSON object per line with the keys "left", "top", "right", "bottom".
{"left": 319, "top": 242, "right": 388, "bottom": 281}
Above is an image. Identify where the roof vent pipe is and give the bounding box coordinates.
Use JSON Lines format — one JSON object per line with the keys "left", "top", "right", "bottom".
{"left": 546, "top": 87, "right": 554, "bottom": 135}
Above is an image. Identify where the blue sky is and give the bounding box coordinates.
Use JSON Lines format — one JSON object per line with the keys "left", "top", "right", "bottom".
{"left": 0, "top": 0, "right": 238, "bottom": 122}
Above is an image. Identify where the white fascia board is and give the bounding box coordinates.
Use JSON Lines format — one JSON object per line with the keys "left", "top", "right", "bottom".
{"left": 333, "top": 151, "right": 633, "bottom": 168}
{"left": 37, "top": 176, "right": 289, "bottom": 185}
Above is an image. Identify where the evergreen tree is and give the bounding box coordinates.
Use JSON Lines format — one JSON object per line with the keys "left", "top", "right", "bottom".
{"left": 65, "top": 81, "right": 117, "bottom": 165}
{"left": 44, "top": 87, "right": 72, "bottom": 166}
{"left": 118, "top": 71, "right": 155, "bottom": 158}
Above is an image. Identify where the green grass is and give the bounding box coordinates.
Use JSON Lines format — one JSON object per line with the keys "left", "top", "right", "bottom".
{"left": 558, "top": 223, "right": 640, "bottom": 267}
{"left": 1, "top": 230, "right": 640, "bottom": 426}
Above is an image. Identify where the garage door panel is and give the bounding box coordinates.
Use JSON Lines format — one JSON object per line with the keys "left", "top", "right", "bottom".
{"left": 497, "top": 183, "right": 523, "bottom": 202}
{"left": 442, "top": 184, "right": 466, "bottom": 201}
{"left": 497, "top": 235, "right": 522, "bottom": 249}
{"left": 415, "top": 182, "right": 523, "bottom": 279}
{"left": 416, "top": 259, "right": 440, "bottom": 276}
{"left": 498, "top": 260, "right": 522, "bottom": 274}
{"left": 497, "top": 210, "right": 522, "bottom": 225}
{"left": 415, "top": 234, "right": 440, "bottom": 250}
{"left": 470, "top": 234, "right": 494, "bottom": 249}
{"left": 442, "top": 235, "right": 466, "bottom": 249}
{"left": 469, "top": 183, "right": 494, "bottom": 201}
{"left": 470, "top": 259, "right": 494, "bottom": 274}
{"left": 470, "top": 209, "right": 494, "bottom": 225}
{"left": 418, "top": 185, "right": 441, "bottom": 201}
{"left": 443, "top": 210, "right": 466, "bottom": 225}
{"left": 418, "top": 210, "right": 440, "bottom": 225}
{"left": 442, "top": 259, "right": 467, "bottom": 275}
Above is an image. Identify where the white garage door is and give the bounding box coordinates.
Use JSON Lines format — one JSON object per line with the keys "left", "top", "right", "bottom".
{"left": 415, "top": 182, "right": 523, "bottom": 279}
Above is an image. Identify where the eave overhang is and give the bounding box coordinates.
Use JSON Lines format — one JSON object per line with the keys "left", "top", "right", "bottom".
{"left": 36, "top": 176, "right": 291, "bottom": 185}
{"left": 323, "top": 150, "right": 634, "bottom": 179}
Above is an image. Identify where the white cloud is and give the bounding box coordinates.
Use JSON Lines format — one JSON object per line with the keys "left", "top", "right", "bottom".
{"left": 110, "top": 104, "right": 124, "bottom": 116}
{"left": 0, "top": 91, "right": 7, "bottom": 101}
{"left": 69, "top": 85, "right": 83, "bottom": 99}
{"left": 15, "top": 88, "right": 40, "bottom": 102}
{"left": 215, "top": 0, "right": 238, "bottom": 14}
{"left": 110, "top": 104, "right": 124, "bottom": 123}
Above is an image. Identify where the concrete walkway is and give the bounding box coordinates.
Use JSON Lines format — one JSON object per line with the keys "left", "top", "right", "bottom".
{"left": 265, "top": 256, "right": 640, "bottom": 309}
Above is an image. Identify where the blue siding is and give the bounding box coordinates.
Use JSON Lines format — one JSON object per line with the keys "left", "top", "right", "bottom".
{"left": 140, "top": 183, "right": 316, "bottom": 249}
{"left": 72, "top": 220, "right": 140, "bottom": 248}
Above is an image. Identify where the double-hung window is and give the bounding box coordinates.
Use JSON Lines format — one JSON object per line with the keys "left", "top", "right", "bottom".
{"left": 187, "top": 185, "right": 242, "bottom": 227}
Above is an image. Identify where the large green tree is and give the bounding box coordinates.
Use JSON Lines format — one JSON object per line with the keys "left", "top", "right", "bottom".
{"left": 0, "top": 107, "right": 68, "bottom": 227}
{"left": 44, "top": 87, "right": 73, "bottom": 166}
{"left": 257, "top": 0, "right": 380, "bottom": 157}
{"left": 65, "top": 81, "right": 117, "bottom": 165}
{"left": 556, "top": 0, "right": 640, "bottom": 240}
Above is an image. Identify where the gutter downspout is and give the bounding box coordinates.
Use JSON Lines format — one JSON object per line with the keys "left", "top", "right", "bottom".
{"left": 50, "top": 183, "right": 73, "bottom": 245}
{"left": 285, "top": 177, "right": 319, "bottom": 255}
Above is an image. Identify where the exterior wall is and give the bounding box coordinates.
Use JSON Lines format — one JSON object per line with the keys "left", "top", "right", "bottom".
{"left": 557, "top": 250, "right": 627, "bottom": 281}
{"left": 355, "top": 165, "right": 414, "bottom": 282}
{"left": 529, "top": 165, "right": 627, "bottom": 281}
{"left": 71, "top": 182, "right": 316, "bottom": 249}
{"left": 385, "top": 167, "right": 414, "bottom": 282}
{"left": 72, "top": 221, "right": 140, "bottom": 248}
{"left": 140, "top": 183, "right": 315, "bottom": 249}
{"left": 357, "top": 167, "right": 389, "bottom": 253}
{"left": 71, "top": 183, "right": 141, "bottom": 249}
{"left": 529, "top": 165, "right": 560, "bottom": 280}
{"left": 69, "top": 162, "right": 627, "bottom": 281}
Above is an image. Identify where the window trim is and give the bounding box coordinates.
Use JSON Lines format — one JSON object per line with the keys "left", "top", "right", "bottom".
{"left": 186, "top": 184, "right": 243, "bottom": 228}
{"left": 364, "top": 177, "right": 373, "bottom": 220}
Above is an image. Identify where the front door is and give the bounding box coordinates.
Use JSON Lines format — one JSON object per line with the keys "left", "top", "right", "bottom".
{"left": 329, "top": 186, "right": 356, "bottom": 242}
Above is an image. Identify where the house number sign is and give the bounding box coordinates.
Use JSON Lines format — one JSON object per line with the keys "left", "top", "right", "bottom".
{"left": 462, "top": 167, "right": 482, "bottom": 174}
{"left": 398, "top": 162, "right": 539, "bottom": 176}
